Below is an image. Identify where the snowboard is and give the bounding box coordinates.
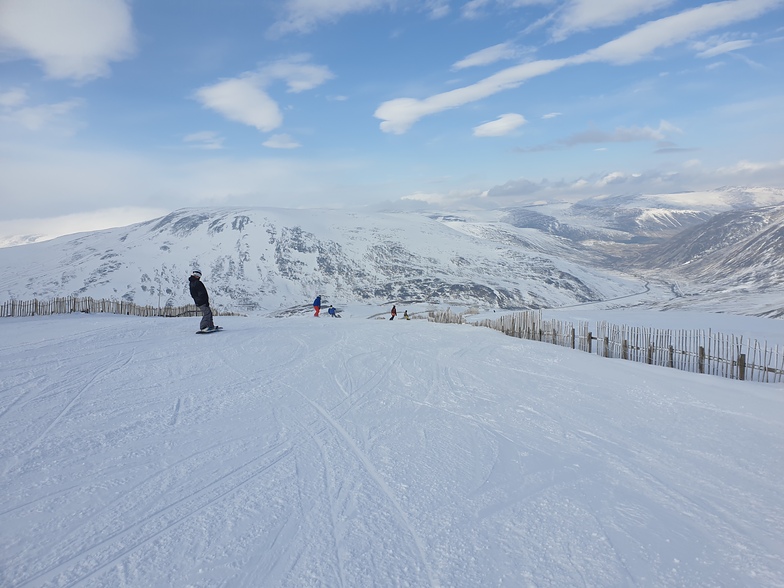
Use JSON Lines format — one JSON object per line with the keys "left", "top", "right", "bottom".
{"left": 196, "top": 326, "right": 223, "bottom": 334}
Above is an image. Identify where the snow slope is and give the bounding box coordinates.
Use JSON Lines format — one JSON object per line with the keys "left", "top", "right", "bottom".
{"left": 1, "top": 312, "right": 783, "bottom": 587}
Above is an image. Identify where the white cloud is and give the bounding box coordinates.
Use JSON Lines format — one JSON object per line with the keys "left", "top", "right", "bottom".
{"left": 184, "top": 131, "right": 224, "bottom": 150}
{"left": 583, "top": 0, "right": 780, "bottom": 65}
{"left": 401, "top": 191, "right": 448, "bottom": 204}
{"left": 259, "top": 54, "right": 335, "bottom": 92}
{"left": 195, "top": 56, "right": 333, "bottom": 132}
{"left": 376, "top": 0, "right": 781, "bottom": 133}
{"left": 542, "top": 112, "right": 562, "bottom": 119}
{"left": 263, "top": 133, "right": 302, "bottom": 149}
{"left": 473, "top": 113, "right": 527, "bottom": 137}
{"left": 376, "top": 58, "right": 571, "bottom": 134}
{"left": 551, "top": 0, "right": 675, "bottom": 41}
{"left": 452, "top": 42, "right": 521, "bottom": 70}
{"left": 718, "top": 158, "right": 784, "bottom": 174}
{"left": 195, "top": 76, "right": 282, "bottom": 132}
{"left": 596, "top": 171, "right": 626, "bottom": 187}
{"left": 401, "top": 188, "right": 486, "bottom": 205}
{"left": 0, "top": 0, "right": 135, "bottom": 81}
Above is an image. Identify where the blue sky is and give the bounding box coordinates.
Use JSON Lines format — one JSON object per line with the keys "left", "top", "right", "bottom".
{"left": 1, "top": 0, "right": 783, "bottom": 240}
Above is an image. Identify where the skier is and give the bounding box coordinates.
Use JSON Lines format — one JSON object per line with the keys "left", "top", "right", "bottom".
{"left": 313, "top": 295, "right": 322, "bottom": 317}
{"left": 189, "top": 270, "right": 216, "bottom": 332}
{"left": 328, "top": 305, "right": 338, "bottom": 318}
{"left": 390, "top": 305, "right": 397, "bottom": 320}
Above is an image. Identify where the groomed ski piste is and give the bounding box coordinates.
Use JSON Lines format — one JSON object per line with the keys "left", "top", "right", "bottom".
{"left": 1, "top": 308, "right": 783, "bottom": 587}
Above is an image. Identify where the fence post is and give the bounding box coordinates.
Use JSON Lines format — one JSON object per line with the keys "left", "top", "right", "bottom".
{"left": 622, "top": 340, "right": 628, "bottom": 360}
{"left": 668, "top": 345, "right": 674, "bottom": 368}
{"left": 647, "top": 344, "right": 653, "bottom": 365}
{"left": 603, "top": 336, "right": 610, "bottom": 358}
{"left": 699, "top": 346, "right": 705, "bottom": 374}
{"left": 587, "top": 332, "right": 592, "bottom": 354}
{"left": 570, "top": 328, "right": 575, "bottom": 349}
{"left": 738, "top": 353, "right": 746, "bottom": 381}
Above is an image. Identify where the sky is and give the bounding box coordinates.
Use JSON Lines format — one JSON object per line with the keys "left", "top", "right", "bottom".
{"left": 1, "top": 309, "right": 783, "bottom": 586}
{"left": 1, "top": 0, "right": 784, "bottom": 241}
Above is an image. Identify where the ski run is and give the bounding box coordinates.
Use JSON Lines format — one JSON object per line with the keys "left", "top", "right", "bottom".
{"left": 1, "top": 310, "right": 783, "bottom": 587}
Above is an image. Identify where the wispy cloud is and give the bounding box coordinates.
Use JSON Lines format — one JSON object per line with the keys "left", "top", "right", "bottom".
{"left": 0, "top": 0, "right": 135, "bottom": 81}
{"left": 270, "top": 0, "right": 453, "bottom": 35}
{"left": 482, "top": 157, "right": 784, "bottom": 203}
{"left": 561, "top": 121, "right": 681, "bottom": 146}
{"left": 257, "top": 54, "right": 335, "bottom": 92}
{"left": 461, "top": 0, "right": 552, "bottom": 21}
{"left": 263, "top": 133, "right": 302, "bottom": 149}
{"left": 0, "top": 88, "right": 83, "bottom": 132}
{"left": 694, "top": 38, "right": 754, "bottom": 58}
{"left": 473, "top": 113, "right": 527, "bottom": 137}
{"left": 514, "top": 120, "right": 682, "bottom": 152}
{"left": 184, "top": 131, "right": 225, "bottom": 150}
{"left": 375, "top": 0, "right": 782, "bottom": 133}
{"left": 550, "top": 0, "right": 676, "bottom": 41}
{"left": 452, "top": 42, "right": 522, "bottom": 70}
{"left": 376, "top": 57, "right": 571, "bottom": 134}
{"left": 0, "top": 87, "right": 27, "bottom": 108}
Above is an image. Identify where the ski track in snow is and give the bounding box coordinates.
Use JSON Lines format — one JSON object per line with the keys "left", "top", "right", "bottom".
{"left": 0, "top": 313, "right": 783, "bottom": 587}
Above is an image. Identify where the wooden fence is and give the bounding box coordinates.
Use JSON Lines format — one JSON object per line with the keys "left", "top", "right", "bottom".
{"left": 433, "top": 309, "right": 783, "bottom": 384}
{"left": 0, "top": 296, "right": 242, "bottom": 319}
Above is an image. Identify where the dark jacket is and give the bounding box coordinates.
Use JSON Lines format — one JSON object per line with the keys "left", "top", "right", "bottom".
{"left": 313, "top": 296, "right": 321, "bottom": 308}
{"left": 189, "top": 275, "right": 209, "bottom": 306}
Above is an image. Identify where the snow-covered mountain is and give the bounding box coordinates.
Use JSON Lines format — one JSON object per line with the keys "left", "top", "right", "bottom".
{"left": 2, "top": 186, "right": 784, "bottom": 314}
{"left": 638, "top": 204, "right": 784, "bottom": 295}
{"left": 0, "top": 207, "right": 642, "bottom": 311}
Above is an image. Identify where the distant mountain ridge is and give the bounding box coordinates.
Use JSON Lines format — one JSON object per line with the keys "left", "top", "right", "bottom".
{"left": 0, "top": 207, "right": 642, "bottom": 311}
{"left": 2, "top": 186, "right": 784, "bottom": 314}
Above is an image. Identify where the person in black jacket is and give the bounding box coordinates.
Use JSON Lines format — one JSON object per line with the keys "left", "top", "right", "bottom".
{"left": 189, "top": 270, "right": 215, "bottom": 331}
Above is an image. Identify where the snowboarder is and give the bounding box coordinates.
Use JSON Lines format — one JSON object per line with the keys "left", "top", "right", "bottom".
{"left": 390, "top": 305, "right": 397, "bottom": 320}
{"left": 189, "top": 270, "right": 216, "bottom": 332}
{"left": 403, "top": 310, "right": 410, "bottom": 320}
{"left": 313, "top": 295, "right": 322, "bottom": 317}
{"left": 328, "top": 305, "right": 339, "bottom": 318}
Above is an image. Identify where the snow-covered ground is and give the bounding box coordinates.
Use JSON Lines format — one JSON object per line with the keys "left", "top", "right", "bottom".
{"left": 1, "top": 311, "right": 783, "bottom": 587}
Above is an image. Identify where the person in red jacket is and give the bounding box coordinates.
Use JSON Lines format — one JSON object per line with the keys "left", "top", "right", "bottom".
{"left": 390, "top": 305, "right": 397, "bottom": 320}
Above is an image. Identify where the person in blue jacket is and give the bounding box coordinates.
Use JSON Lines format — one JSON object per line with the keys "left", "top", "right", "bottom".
{"left": 313, "top": 295, "right": 322, "bottom": 317}
{"left": 328, "top": 305, "right": 338, "bottom": 318}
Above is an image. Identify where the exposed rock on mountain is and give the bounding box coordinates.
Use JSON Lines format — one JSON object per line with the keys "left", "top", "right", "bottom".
{"left": 0, "top": 207, "right": 644, "bottom": 311}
